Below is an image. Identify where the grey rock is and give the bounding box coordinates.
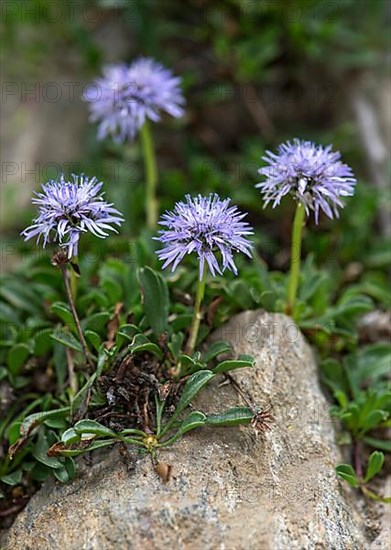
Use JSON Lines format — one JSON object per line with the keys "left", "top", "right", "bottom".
{"left": 2, "top": 311, "right": 369, "bottom": 549}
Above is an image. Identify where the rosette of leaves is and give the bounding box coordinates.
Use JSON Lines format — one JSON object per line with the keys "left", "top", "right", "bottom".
{"left": 1, "top": 252, "right": 256, "bottom": 489}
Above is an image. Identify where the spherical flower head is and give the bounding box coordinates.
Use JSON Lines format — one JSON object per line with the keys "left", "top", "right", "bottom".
{"left": 155, "top": 194, "right": 253, "bottom": 279}
{"left": 256, "top": 139, "right": 357, "bottom": 223}
{"left": 83, "top": 58, "right": 185, "bottom": 143}
{"left": 21, "top": 174, "right": 124, "bottom": 258}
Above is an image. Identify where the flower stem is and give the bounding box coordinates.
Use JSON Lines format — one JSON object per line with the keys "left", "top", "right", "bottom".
{"left": 60, "top": 264, "right": 93, "bottom": 368}
{"left": 286, "top": 202, "right": 306, "bottom": 316}
{"left": 140, "top": 120, "right": 158, "bottom": 229}
{"left": 185, "top": 266, "right": 207, "bottom": 356}
{"left": 70, "top": 258, "right": 79, "bottom": 301}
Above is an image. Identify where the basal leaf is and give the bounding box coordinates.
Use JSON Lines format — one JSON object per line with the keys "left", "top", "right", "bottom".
{"left": 138, "top": 266, "right": 169, "bottom": 336}
{"left": 7, "top": 343, "right": 30, "bottom": 375}
{"left": 206, "top": 407, "right": 253, "bottom": 426}
{"left": 214, "top": 355, "right": 255, "bottom": 374}
{"left": 162, "top": 370, "right": 215, "bottom": 434}
{"left": 364, "top": 451, "right": 384, "bottom": 483}
{"left": 51, "top": 328, "right": 83, "bottom": 353}
{"left": 336, "top": 464, "right": 360, "bottom": 487}
{"left": 73, "top": 419, "right": 117, "bottom": 438}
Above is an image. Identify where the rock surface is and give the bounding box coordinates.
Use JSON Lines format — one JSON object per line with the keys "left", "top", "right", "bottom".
{"left": 2, "top": 311, "right": 369, "bottom": 549}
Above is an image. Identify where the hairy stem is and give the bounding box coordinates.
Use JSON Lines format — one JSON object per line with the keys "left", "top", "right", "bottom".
{"left": 70, "top": 258, "right": 79, "bottom": 300}
{"left": 286, "top": 202, "right": 306, "bottom": 316}
{"left": 140, "top": 120, "right": 158, "bottom": 229}
{"left": 185, "top": 266, "right": 207, "bottom": 356}
{"left": 61, "top": 265, "right": 93, "bottom": 368}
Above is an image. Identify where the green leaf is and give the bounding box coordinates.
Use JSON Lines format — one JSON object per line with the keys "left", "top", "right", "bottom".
{"left": 32, "top": 430, "right": 64, "bottom": 470}
{"left": 138, "top": 266, "right": 169, "bottom": 335}
{"left": 53, "top": 466, "right": 71, "bottom": 483}
{"left": 213, "top": 354, "right": 255, "bottom": 374}
{"left": 162, "top": 370, "right": 215, "bottom": 434}
{"left": 168, "top": 333, "right": 185, "bottom": 360}
{"left": 102, "top": 278, "right": 123, "bottom": 304}
{"left": 130, "top": 334, "right": 163, "bottom": 359}
{"left": 7, "top": 343, "right": 30, "bottom": 374}
{"left": 1, "top": 469, "right": 22, "bottom": 486}
{"left": 44, "top": 416, "right": 67, "bottom": 429}
{"left": 34, "top": 328, "right": 54, "bottom": 356}
{"left": 50, "top": 302, "right": 75, "bottom": 327}
{"left": 83, "top": 312, "right": 110, "bottom": 333}
{"left": 259, "top": 290, "right": 277, "bottom": 311}
{"left": 64, "top": 457, "right": 77, "bottom": 481}
{"left": 177, "top": 354, "right": 203, "bottom": 375}
{"left": 227, "top": 279, "right": 255, "bottom": 310}
{"left": 364, "top": 451, "right": 385, "bottom": 483}
{"left": 355, "top": 343, "right": 391, "bottom": 382}
{"left": 132, "top": 342, "right": 163, "bottom": 359}
{"left": 176, "top": 411, "right": 207, "bottom": 435}
{"left": 336, "top": 464, "right": 360, "bottom": 487}
{"left": 7, "top": 422, "right": 22, "bottom": 445}
{"left": 321, "top": 358, "right": 349, "bottom": 395}
{"left": 334, "top": 293, "right": 373, "bottom": 318}
{"left": 115, "top": 324, "right": 141, "bottom": 348}
{"left": 334, "top": 390, "right": 349, "bottom": 409}
{"left": 51, "top": 328, "right": 83, "bottom": 353}
{"left": 30, "top": 462, "right": 51, "bottom": 483}
{"left": 170, "top": 313, "right": 193, "bottom": 332}
{"left": 206, "top": 407, "right": 253, "bottom": 426}
{"left": 360, "top": 409, "right": 388, "bottom": 435}
{"left": 85, "top": 330, "right": 101, "bottom": 352}
{"left": 0, "top": 279, "right": 42, "bottom": 315}
{"left": 73, "top": 419, "right": 117, "bottom": 438}
{"left": 52, "top": 438, "right": 117, "bottom": 457}
{"left": 202, "top": 341, "right": 232, "bottom": 363}
{"left": 20, "top": 407, "right": 69, "bottom": 438}
{"left": 61, "top": 428, "right": 80, "bottom": 445}
{"left": 362, "top": 436, "right": 391, "bottom": 452}
{"left": 79, "top": 289, "right": 109, "bottom": 310}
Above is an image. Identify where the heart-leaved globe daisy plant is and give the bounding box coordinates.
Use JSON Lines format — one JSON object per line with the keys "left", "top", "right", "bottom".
{"left": 256, "top": 139, "right": 356, "bottom": 315}
{"left": 22, "top": 174, "right": 124, "bottom": 370}
{"left": 83, "top": 58, "right": 185, "bottom": 229}
{"left": 155, "top": 193, "right": 253, "bottom": 355}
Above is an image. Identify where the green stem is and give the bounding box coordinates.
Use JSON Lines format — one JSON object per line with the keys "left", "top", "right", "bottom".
{"left": 140, "top": 120, "right": 158, "bottom": 229}
{"left": 158, "top": 431, "right": 182, "bottom": 448}
{"left": 61, "top": 265, "right": 93, "bottom": 368}
{"left": 185, "top": 266, "right": 207, "bottom": 356}
{"left": 286, "top": 203, "right": 306, "bottom": 316}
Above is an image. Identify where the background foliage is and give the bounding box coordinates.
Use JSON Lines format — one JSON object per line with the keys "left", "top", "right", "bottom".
{"left": 1, "top": 0, "right": 390, "bottom": 524}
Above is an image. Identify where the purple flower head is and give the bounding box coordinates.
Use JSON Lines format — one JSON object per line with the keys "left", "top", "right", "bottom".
{"left": 155, "top": 194, "right": 253, "bottom": 279}
{"left": 83, "top": 58, "right": 185, "bottom": 142}
{"left": 21, "top": 174, "right": 124, "bottom": 258}
{"left": 256, "top": 139, "right": 357, "bottom": 223}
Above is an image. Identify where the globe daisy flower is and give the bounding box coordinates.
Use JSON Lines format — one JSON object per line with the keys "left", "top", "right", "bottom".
{"left": 256, "top": 139, "right": 356, "bottom": 223}
{"left": 22, "top": 174, "right": 124, "bottom": 258}
{"left": 156, "top": 194, "right": 253, "bottom": 279}
{"left": 156, "top": 193, "right": 253, "bottom": 355}
{"left": 83, "top": 58, "right": 185, "bottom": 230}
{"left": 255, "top": 138, "right": 356, "bottom": 315}
{"left": 83, "top": 58, "right": 185, "bottom": 143}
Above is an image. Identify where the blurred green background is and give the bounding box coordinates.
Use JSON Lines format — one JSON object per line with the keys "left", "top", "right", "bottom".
{"left": 1, "top": 0, "right": 390, "bottom": 270}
